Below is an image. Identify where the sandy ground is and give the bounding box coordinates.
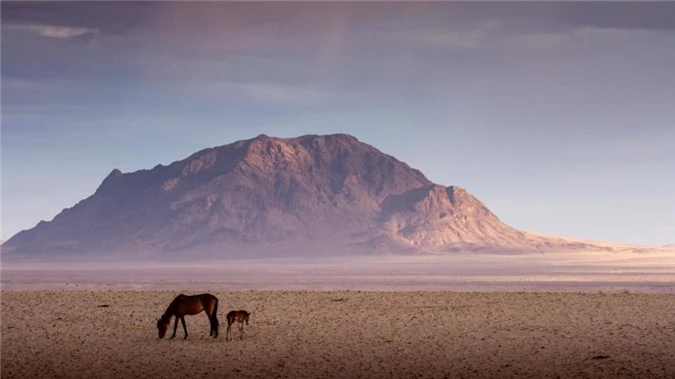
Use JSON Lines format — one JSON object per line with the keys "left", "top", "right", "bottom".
{"left": 2, "top": 290, "right": 674, "bottom": 378}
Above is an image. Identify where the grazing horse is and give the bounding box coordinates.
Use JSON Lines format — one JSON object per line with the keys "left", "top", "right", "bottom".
{"left": 156, "top": 293, "right": 219, "bottom": 339}
{"left": 226, "top": 310, "right": 250, "bottom": 341}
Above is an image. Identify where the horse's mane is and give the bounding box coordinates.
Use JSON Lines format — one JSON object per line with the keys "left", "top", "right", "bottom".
{"left": 162, "top": 294, "right": 187, "bottom": 319}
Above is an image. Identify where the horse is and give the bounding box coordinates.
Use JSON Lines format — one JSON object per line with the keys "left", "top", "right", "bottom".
{"left": 226, "top": 310, "right": 250, "bottom": 341}
{"left": 156, "top": 293, "right": 219, "bottom": 339}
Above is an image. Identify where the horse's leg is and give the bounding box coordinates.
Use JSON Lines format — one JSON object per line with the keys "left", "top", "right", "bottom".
{"left": 214, "top": 310, "right": 219, "bottom": 338}
{"left": 226, "top": 322, "right": 232, "bottom": 341}
{"left": 239, "top": 322, "right": 244, "bottom": 340}
{"left": 180, "top": 316, "right": 188, "bottom": 339}
{"left": 206, "top": 311, "right": 214, "bottom": 337}
{"left": 170, "top": 316, "right": 178, "bottom": 339}
{"left": 212, "top": 314, "right": 219, "bottom": 338}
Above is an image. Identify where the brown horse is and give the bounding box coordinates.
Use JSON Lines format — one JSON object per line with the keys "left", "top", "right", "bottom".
{"left": 226, "top": 310, "right": 250, "bottom": 341}
{"left": 156, "top": 293, "right": 219, "bottom": 339}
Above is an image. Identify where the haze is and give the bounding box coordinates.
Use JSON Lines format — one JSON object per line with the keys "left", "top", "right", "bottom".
{"left": 2, "top": 251, "right": 673, "bottom": 293}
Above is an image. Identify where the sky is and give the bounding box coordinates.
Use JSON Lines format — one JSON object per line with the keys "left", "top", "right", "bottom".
{"left": 2, "top": 1, "right": 674, "bottom": 246}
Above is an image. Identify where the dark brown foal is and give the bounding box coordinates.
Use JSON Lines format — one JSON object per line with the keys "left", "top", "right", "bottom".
{"left": 226, "top": 310, "right": 250, "bottom": 341}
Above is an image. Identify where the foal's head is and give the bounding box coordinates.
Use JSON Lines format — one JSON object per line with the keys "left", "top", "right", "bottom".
{"left": 156, "top": 317, "right": 170, "bottom": 338}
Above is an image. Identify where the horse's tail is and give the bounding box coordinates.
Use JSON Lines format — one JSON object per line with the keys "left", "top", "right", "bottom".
{"left": 211, "top": 296, "right": 220, "bottom": 336}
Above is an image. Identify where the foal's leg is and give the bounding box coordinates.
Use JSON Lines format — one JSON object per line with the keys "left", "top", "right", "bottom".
{"left": 170, "top": 316, "right": 178, "bottom": 339}
{"left": 226, "top": 321, "right": 232, "bottom": 341}
{"left": 180, "top": 316, "right": 188, "bottom": 339}
{"left": 239, "top": 322, "right": 244, "bottom": 340}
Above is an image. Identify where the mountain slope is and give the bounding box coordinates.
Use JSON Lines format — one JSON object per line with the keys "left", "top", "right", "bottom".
{"left": 2, "top": 133, "right": 634, "bottom": 258}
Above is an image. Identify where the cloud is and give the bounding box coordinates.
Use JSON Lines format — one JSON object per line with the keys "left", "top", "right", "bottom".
{"left": 186, "top": 80, "right": 337, "bottom": 106}
{"left": 6, "top": 23, "right": 98, "bottom": 39}
{"left": 398, "top": 22, "right": 498, "bottom": 49}
{"left": 558, "top": 2, "right": 675, "bottom": 32}
{"left": 499, "top": 25, "right": 667, "bottom": 51}
{"left": 240, "top": 83, "right": 331, "bottom": 105}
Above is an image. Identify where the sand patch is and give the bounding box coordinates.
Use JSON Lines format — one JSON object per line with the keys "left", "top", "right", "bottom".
{"left": 2, "top": 290, "right": 674, "bottom": 378}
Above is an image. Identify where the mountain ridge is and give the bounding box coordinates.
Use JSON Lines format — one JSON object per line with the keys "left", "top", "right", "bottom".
{"left": 2, "top": 133, "right": 660, "bottom": 259}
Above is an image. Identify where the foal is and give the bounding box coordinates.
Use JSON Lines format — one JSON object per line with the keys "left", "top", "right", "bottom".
{"left": 156, "top": 293, "right": 219, "bottom": 339}
{"left": 226, "top": 310, "right": 250, "bottom": 341}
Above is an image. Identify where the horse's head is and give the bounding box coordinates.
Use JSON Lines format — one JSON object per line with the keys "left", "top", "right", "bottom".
{"left": 156, "top": 317, "right": 169, "bottom": 338}
{"left": 243, "top": 311, "right": 250, "bottom": 325}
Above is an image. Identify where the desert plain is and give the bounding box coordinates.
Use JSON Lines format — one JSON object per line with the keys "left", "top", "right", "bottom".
{"left": 2, "top": 254, "right": 675, "bottom": 378}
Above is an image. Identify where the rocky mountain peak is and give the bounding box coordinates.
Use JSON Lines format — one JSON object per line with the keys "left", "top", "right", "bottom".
{"left": 2, "top": 133, "right": 626, "bottom": 258}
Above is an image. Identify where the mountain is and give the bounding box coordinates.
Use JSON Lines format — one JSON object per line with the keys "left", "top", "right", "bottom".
{"left": 1, "top": 133, "right": 638, "bottom": 259}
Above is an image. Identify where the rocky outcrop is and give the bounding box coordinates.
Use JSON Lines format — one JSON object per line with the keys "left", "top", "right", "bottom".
{"left": 2, "top": 133, "right": 631, "bottom": 258}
